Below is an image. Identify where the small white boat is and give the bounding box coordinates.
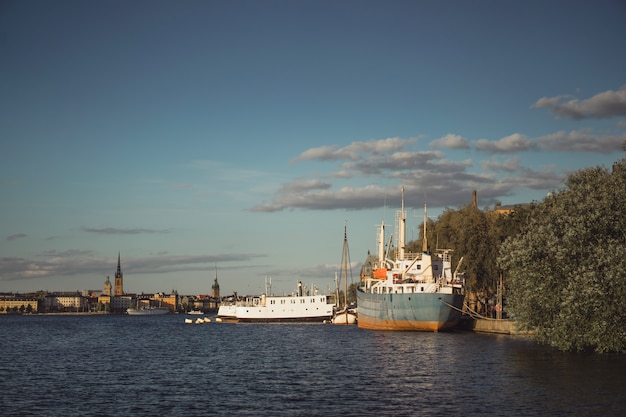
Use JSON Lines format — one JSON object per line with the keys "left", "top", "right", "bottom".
{"left": 188, "top": 310, "right": 204, "bottom": 315}
{"left": 126, "top": 306, "right": 170, "bottom": 315}
{"left": 184, "top": 318, "right": 193, "bottom": 324}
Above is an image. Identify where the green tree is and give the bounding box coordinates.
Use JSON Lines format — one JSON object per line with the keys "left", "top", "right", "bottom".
{"left": 430, "top": 204, "right": 496, "bottom": 295}
{"left": 498, "top": 160, "right": 626, "bottom": 353}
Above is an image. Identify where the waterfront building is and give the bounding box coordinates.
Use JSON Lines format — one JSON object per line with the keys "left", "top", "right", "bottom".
{"left": 44, "top": 292, "right": 89, "bottom": 312}
{"left": 151, "top": 292, "right": 177, "bottom": 312}
{"left": 0, "top": 295, "right": 38, "bottom": 313}
{"left": 98, "top": 294, "right": 111, "bottom": 311}
{"left": 111, "top": 295, "right": 132, "bottom": 312}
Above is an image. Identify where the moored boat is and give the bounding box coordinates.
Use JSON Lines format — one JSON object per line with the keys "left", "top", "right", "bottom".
{"left": 126, "top": 306, "right": 170, "bottom": 315}
{"left": 217, "top": 280, "right": 334, "bottom": 323}
{"left": 357, "top": 188, "right": 465, "bottom": 331}
{"left": 332, "top": 308, "right": 357, "bottom": 325}
{"left": 332, "top": 224, "right": 357, "bottom": 325}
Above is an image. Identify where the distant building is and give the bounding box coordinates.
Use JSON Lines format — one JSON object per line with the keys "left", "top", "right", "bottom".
{"left": 152, "top": 292, "right": 177, "bottom": 312}
{"left": 111, "top": 295, "right": 132, "bottom": 312}
{"left": 211, "top": 267, "right": 220, "bottom": 299}
{"left": 492, "top": 201, "right": 530, "bottom": 215}
{"left": 104, "top": 276, "right": 112, "bottom": 296}
{"left": 0, "top": 295, "right": 38, "bottom": 313}
{"left": 44, "top": 292, "right": 89, "bottom": 312}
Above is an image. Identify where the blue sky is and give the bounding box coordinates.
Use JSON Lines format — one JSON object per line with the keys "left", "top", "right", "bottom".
{"left": 1, "top": 0, "right": 625, "bottom": 296}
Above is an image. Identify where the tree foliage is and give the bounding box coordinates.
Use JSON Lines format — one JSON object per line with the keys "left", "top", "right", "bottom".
{"left": 498, "top": 160, "right": 626, "bottom": 353}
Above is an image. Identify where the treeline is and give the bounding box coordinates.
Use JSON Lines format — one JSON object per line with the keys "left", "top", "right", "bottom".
{"left": 408, "top": 156, "right": 626, "bottom": 353}
{"left": 409, "top": 201, "right": 538, "bottom": 307}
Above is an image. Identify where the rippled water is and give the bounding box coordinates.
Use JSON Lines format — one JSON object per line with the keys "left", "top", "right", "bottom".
{"left": 1, "top": 314, "right": 625, "bottom": 416}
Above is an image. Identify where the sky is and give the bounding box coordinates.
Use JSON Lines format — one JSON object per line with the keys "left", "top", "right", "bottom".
{"left": 1, "top": 0, "right": 625, "bottom": 297}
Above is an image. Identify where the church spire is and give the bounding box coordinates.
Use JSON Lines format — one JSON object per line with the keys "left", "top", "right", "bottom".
{"left": 211, "top": 265, "right": 220, "bottom": 298}
{"left": 114, "top": 252, "right": 124, "bottom": 296}
{"left": 115, "top": 252, "right": 122, "bottom": 278}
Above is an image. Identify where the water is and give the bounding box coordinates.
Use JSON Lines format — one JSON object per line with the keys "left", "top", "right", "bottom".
{"left": 1, "top": 315, "right": 625, "bottom": 416}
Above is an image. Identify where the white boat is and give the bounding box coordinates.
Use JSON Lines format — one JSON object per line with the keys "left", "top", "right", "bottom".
{"left": 217, "top": 280, "right": 334, "bottom": 323}
{"left": 332, "top": 224, "right": 357, "bottom": 325}
{"left": 126, "top": 306, "right": 170, "bottom": 315}
{"left": 187, "top": 310, "right": 204, "bottom": 315}
{"left": 184, "top": 318, "right": 193, "bottom": 324}
{"left": 332, "top": 308, "right": 357, "bottom": 325}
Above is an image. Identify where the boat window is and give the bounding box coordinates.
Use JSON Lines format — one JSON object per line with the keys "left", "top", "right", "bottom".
{"left": 310, "top": 298, "right": 315, "bottom": 303}
{"left": 420, "top": 286, "right": 424, "bottom": 292}
{"left": 281, "top": 300, "right": 285, "bottom": 304}
{"left": 416, "top": 265, "right": 421, "bottom": 270}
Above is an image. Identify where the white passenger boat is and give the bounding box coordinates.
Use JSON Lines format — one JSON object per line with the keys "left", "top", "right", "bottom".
{"left": 217, "top": 280, "right": 334, "bottom": 323}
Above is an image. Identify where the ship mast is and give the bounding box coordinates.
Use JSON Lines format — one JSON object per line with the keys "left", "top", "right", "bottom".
{"left": 377, "top": 220, "right": 386, "bottom": 264}
{"left": 398, "top": 186, "right": 406, "bottom": 260}
{"left": 423, "top": 203, "right": 428, "bottom": 253}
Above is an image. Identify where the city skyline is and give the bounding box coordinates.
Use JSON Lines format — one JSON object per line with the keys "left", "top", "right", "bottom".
{"left": 2, "top": 1, "right": 625, "bottom": 295}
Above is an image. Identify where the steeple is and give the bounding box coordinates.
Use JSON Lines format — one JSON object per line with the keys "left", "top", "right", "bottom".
{"left": 211, "top": 265, "right": 220, "bottom": 298}
{"left": 114, "top": 252, "right": 124, "bottom": 296}
{"left": 115, "top": 253, "right": 122, "bottom": 278}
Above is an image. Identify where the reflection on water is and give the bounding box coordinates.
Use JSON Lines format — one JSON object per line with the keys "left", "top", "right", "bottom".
{"left": 1, "top": 315, "right": 624, "bottom": 416}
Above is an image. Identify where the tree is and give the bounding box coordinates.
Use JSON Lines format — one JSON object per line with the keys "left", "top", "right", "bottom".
{"left": 498, "top": 160, "right": 626, "bottom": 353}
{"left": 431, "top": 205, "right": 497, "bottom": 297}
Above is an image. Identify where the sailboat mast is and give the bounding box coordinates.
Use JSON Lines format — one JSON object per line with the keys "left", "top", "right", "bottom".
{"left": 343, "top": 223, "right": 348, "bottom": 309}
{"left": 343, "top": 223, "right": 349, "bottom": 323}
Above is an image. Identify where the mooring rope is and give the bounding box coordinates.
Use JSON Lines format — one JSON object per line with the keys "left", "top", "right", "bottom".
{"left": 438, "top": 298, "right": 497, "bottom": 321}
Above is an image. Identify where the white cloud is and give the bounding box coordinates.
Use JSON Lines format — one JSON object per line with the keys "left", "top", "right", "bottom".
{"left": 430, "top": 133, "right": 470, "bottom": 149}
{"left": 475, "top": 134, "right": 534, "bottom": 153}
{"left": 291, "top": 137, "right": 417, "bottom": 162}
{"left": 533, "top": 85, "right": 626, "bottom": 120}
{"left": 536, "top": 129, "right": 626, "bottom": 153}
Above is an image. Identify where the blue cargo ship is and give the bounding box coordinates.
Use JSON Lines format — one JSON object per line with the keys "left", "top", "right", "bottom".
{"left": 357, "top": 188, "right": 465, "bottom": 331}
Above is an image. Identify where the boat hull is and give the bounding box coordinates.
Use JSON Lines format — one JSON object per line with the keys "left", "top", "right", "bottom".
{"left": 332, "top": 310, "right": 357, "bottom": 325}
{"left": 356, "top": 288, "right": 463, "bottom": 332}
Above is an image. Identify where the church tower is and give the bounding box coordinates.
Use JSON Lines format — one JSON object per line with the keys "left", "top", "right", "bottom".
{"left": 114, "top": 253, "right": 124, "bottom": 296}
{"left": 211, "top": 266, "right": 220, "bottom": 299}
{"left": 104, "top": 276, "right": 112, "bottom": 296}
